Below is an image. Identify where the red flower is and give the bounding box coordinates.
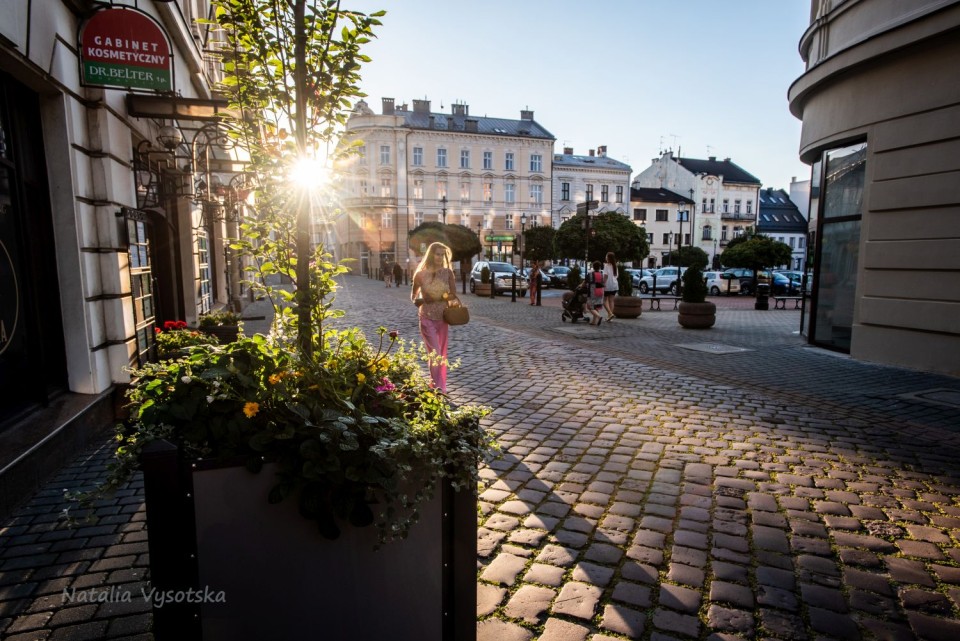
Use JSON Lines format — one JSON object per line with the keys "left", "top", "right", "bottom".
{"left": 389, "top": 330, "right": 399, "bottom": 339}
{"left": 176, "top": 320, "right": 187, "bottom": 328}
{"left": 164, "top": 321, "right": 177, "bottom": 330}
{"left": 154, "top": 327, "right": 162, "bottom": 334}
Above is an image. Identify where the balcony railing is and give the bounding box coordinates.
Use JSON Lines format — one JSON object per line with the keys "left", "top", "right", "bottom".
{"left": 720, "top": 212, "right": 755, "bottom": 221}
{"left": 342, "top": 196, "right": 396, "bottom": 208}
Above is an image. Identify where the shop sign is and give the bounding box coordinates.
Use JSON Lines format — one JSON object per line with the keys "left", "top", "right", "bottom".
{"left": 80, "top": 8, "right": 172, "bottom": 92}
{"left": 485, "top": 235, "right": 515, "bottom": 242}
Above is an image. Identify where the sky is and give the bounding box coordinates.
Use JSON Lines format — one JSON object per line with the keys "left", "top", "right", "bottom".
{"left": 344, "top": 0, "right": 813, "bottom": 190}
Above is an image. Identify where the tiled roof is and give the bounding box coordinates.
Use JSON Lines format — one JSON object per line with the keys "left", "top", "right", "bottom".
{"left": 553, "top": 153, "right": 631, "bottom": 172}
{"left": 630, "top": 187, "right": 695, "bottom": 205}
{"left": 676, "top": 156, "right": 761, "bottom": 185}
{"left": 758, "top": 188, "right": 807, "bottom": 232}
{"left": 398, "top": 110, "right": 555, "bottom": 140}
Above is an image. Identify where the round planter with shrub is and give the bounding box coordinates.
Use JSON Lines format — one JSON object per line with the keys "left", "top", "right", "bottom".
{"left": 677, "top": 265, "right": 716, "bottom": 329}
{"left": 612, "top": 263, "right": 642, "bottom": 319}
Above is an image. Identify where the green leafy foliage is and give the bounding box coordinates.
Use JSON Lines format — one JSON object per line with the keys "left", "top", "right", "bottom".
{"left": 720, "top": 234, "right": 792, "bottom": 271}
{"left": 480, "top": 266, "right": 490, "bottom": 284}
{"left": 522, "top": 226, "right": 556, "bottom": 262}
{"left": 155, "top": 328, "right": 219, "bottom": 360}
{"left": 408, "top": 222, "right": 481, "bottom": 263}
{"left": 617, "top": 263, "right": 633, "bottom": 296}
{"left": 554, "top": 212, "right": 649, "bottom": 263}
{"left": 665, "top": 246, "right": 709, "bottom": 270}
{"left": 567, "top": 264, "right": 582, "bottom": 291}
{"left": 681, "top": 265, "right": 708, "bottom": 303}
{"left": 199, "top": 310, "right": 243, "bottom": 327}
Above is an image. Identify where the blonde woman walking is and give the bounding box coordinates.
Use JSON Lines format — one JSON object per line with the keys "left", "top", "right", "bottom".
{"left": 410, "top": 242, "right": 458, "bottom": 392}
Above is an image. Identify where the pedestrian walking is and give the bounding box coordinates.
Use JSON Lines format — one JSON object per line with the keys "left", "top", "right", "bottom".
{"left": 410, "top": 242, "right": 459, "bottom": 392}
{"left": 384, "top": 261, "right": 394, "bottom": 287}
{"left": 586, "top": 260, "right": 605, "bottom": 326}
{"left": 393, "top": 261, "right": 404, "bottom": 287}
{"left": 528, "top": 259, "right": 541, "bottom": 305}
{"left": 603, "top": 251, "right": 618, "bottom": 321}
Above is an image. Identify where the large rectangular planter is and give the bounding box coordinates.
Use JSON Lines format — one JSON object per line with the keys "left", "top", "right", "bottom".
{"left": 141, "top": 441, "right": 477, "bottom": 641}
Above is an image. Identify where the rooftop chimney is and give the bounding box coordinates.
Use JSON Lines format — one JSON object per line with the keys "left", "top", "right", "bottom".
{"left": 465, "top": 119, "right": 478, "bottom": 133}
{"left": 520, "top": 109, "right": 534, "bottom": 121}
{"left": 382, "top": 97, "right": 395, "bottom": 115}
{"left": 708, "top": 156, "right": 717, "bottom": 162}
{"left": 413, "top": 99, "right": 431, "bottom": 114}
{"left": 588, "top": 149, "right": 595, "bottom": 157}
{"left": 563, "top": 147, "right": 573, "bottom": 155}
{"left": 597, "top": 145, "right": 607, "bottom": 157}
{"left": 452, "top": 103, "right": 469, "bottom": 116}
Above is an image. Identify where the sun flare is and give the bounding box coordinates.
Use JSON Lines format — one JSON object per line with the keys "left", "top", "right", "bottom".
{"left": 290, "top": 156, "right": 328, "bottom": 189}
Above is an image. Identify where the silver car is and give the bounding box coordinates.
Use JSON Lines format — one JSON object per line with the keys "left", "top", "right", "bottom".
{"left": 637, "top": 267, "right": 686, "bottom": 295}
{"left": 469, "top": 261, "right": 529, "bottom": 296}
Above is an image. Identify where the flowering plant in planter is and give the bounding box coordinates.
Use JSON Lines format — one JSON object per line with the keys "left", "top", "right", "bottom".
{"left": 198, "top": 310, "right": 243, "bottom": 327}
{"left": 154, "top": 323, "right": 219, "bottom": 360}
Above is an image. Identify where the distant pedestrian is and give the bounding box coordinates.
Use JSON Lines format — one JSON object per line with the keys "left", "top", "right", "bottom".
{"left": 528, "top": 260, "right": 541, "bottom": 306}
{"left": 384, "top": 261, "right": 394, "bottom": 288}
{"left": 603, "top": 252, "right": 618, "bottom": 321}
{"left": 393, "top": 261, "right": 404, "bottom": 287}
{"left": 410, "top": 242, "right": 459, "bottom": 392}
{"left": 586, "top": 260, "right": 605, "bottom": 326}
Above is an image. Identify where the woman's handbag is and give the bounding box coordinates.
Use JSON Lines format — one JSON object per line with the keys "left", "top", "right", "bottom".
{"left": 443, "top": 301, "right": 470, "bottom": 325}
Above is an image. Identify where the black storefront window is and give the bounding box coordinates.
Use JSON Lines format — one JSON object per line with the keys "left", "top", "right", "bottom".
{"left": 809, "top": 142, "right": 866, "bottom": 352}
{"left": 0, "top": 73, "right": 67, "bottom": 426}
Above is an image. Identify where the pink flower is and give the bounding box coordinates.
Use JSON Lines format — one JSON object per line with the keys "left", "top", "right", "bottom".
{"left": 375, "top": 379, "right": 396, "bottom": 393}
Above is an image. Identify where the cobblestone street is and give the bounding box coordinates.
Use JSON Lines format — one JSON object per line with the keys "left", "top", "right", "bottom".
{"left": 2, "top": 274, "right": 960, "bottom": 640}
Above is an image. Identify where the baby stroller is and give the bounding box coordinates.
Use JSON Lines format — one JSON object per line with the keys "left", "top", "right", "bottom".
{"left": 561, "top": 285, "right": 590, "bottom": 322}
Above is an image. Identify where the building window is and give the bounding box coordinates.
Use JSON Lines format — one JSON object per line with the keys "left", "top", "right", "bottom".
{"left": 746, "top": 200, "right": 753, "bottom": 214}
{"left": 412, "top": 147, "right": 423, "bottom": 166}
{"left": 196, "top": 229, "right": 213, "bottom": 315}
{"left": 461, "top": 213, "right": 470, "bottom": 227}
{"left": 799, "top": 236, "right": 805, "bottom": 249}
{"left": 733, "top": 227, "right": 744, "bottom": 238}
{"left": 358, "top": 145, "right": 367, "bottom": 165}
{"left": 359, "top": 179, "right": 368, "bottom": 195}
{"left": 460, "top": 149, "right": 470, "bottom": 169}
{"left": 709, "top": 198, "right": 715, "bottom": 213}
{"left": 530, "top": 154, "right": 542, "bottom": 172}
{"left": 415, "top": 210, "right": 423, "bottom": 227}
{"left": 505, "top": 183, "right": 515, "bottom": 203}
{"left": 702, "top": 225, "right": 713, "bottom": 241}
{"left": 483, "top": 182, "right": 493, "bottom": 203}
{"left": 789, "top": 237, "right": 796, "bottom": 249}
{"left": 702, "top": 198, "right": 708, "bottom": 213}
{"left": 647, "top": 233, "right": 654, "bottom": 244}
{"left": 601, "top": 185, "right": 609, "bottom": 202}
{"left": 379, "top": 145, "right": 390, "bottom": 165}
{"left": 437, "top": 148, "right": 447, "bottom": 167}
{"left": 531, "top": 184, "right": 543, "bottom": 205}
{"left": 662, "top": 233, "right": 670, "bottom": 245}
{"left": 615, "top": 186, "right": 623, "bottom": 203}
{"left": 437, "top": 180, "right": 447, "bottom": 200}
{"left": 655, "top": 209, "right": 668, "bottom": 222}
{"left": 483, "top": 151, "right": 493, "bottom": 170}
{"left": 561, "top": 182, "right": 570, "bottom": 201}
{"left": 506, "top": 214, "right": 514, "bottom": 230}
{"left": 413, "top": 179, "right": 423, "bottom": 200}
{"left": 721, "top": 225, "right": 728, "bottom": 240}
{"left": 380, "top": 178, "right": 392, "bottom": 197}
{"left": 734, "top": 199, "right": 741, "bottom": 214}
{"left": 505, "top": 152, "right": 515, "bottom": 171}
{"left": 722, "top": 199, "right": 729, "bottom": 213}
{"left": 586, "top": 184, "right": 594, "bottom": 201}
{"left": 381, "top": 212, "right": 392, "bottom": 228}
{"left": 460, "top": 181, "right": 470, "bottom": 202}
{"left": 634, "top": 208, "right": 647, "bottom": 221}
{"left": 487, "top": 214, "right": 495, "bottom": 229}
{"left": 684, "top": 233, "right": 690, "bottom": 245}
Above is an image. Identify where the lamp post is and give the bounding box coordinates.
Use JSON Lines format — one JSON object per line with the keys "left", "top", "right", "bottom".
{"left": 476, "top": 221, "right": 483, "bottom": 263}
{"left": 378, "top": 224, "right": 383, "bottom": 281}
{"left": 520, "top": 212, "right": 527, "bottom": 300}
{"left": 440, "top": 195, "right": 447, "bottom": 224}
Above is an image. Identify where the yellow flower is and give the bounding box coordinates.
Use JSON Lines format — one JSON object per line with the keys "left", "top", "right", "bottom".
{"left": 268, "top": 373, "right": 282, "bottom": 385}
{"left": 243, "top": 402, "right": 260, "bottom": 418}
{"left": 356, "top": 373, "right": 366, "bottom": 384}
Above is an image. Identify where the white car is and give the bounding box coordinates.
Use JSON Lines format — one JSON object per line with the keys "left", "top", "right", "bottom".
{"left": 637, "top": 267, "right": 686, "bottom": 295}
{"left": 704, "top": 271, "right": 741, "bottom": 295}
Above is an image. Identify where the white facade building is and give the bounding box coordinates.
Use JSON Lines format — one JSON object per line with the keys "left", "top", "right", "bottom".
{"left": 337, "top": 98, "right": 555, "bottom": 272}
{"left": 552, "top": 146, "right": 631, "bottom": 226}
{"left": 632, "top": 152, "right": 761, "bottom": 260}
{"left": 629, "top": 188, "right": 696, "bottom": 269}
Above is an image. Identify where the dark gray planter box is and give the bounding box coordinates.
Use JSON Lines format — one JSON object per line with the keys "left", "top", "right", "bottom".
{"left": 141, "top": 440, "right": 477, "bottom": 641}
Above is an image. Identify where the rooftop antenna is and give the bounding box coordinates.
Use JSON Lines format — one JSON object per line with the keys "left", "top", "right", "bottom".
{"left": 706, "top": 144, "right": 714, "bottom": 157}
{"left": 658, "top": 136, "right": 664, "bottom": 155}
{"left": 669, "top": 134, "right": 680, "bottom": 153}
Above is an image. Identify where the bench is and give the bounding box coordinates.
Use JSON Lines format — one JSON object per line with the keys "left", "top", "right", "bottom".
{"left": 773, "top": 296, "right": 803, "bottom": 310}
{"left": 646, "top": 295, "right": 681, "bottom": 311}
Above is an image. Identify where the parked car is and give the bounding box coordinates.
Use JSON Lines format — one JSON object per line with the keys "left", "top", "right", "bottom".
{"left": 625, "top": 268, "right": 654, "bottom": 289}
{"left": 703, "top": 271, "right": 741, "bottom": 296}
{"left": 469, "top": 261, "right": 528, "bottom": 296}
{"left": 774, "top": 270, "right": 806, "bottom": 293}
{"left": 769, "top": 272, "right": 800, "bottom": 295}
{"left": 637, "top": 267, "right": 687, "bottom": 295}
{"left": 521, "top": 267, "right": 550, "bottom": 288}
{"left": 722, "top": 267, "right": 758, "bottom": 294}
{"left": 546, "top": 265, "right": 571, "bottom": 287}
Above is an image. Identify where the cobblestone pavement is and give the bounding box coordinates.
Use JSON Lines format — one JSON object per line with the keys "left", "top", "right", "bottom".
{"left": 2, "top": 274, "right": 960, "bottom": 640}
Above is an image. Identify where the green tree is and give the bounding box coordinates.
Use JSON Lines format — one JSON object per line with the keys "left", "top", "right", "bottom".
{"left": 554, "top": 212, "right": 649, "bottom": 263}
{"left": 408, "top": 222, "right": 481, "bottom": 263}
{"left": 665, "top": 246, "right": 709, "bottom": 270}
{"left": 215, "top": 0, "right": 383, "bottom": 355}
{"left": 522, "top": 226, "right": 556, "bottom": 263}
{"left": 720, "top": 236, "right": 793, "bottom": 272}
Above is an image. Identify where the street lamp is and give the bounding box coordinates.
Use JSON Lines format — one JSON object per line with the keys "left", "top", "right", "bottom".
{"left": 440, "top": 195, "right": 448, "bottom": 224}
{"left": 476, "top": 221, "right": 483, "bottom": 262}
{"left": 378, "top": 223, "right": 383, "bottom": 280}
{"left": 520, "top": 211, "right": 527, "bottom": 274}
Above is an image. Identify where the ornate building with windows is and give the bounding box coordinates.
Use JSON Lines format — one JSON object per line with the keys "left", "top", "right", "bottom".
{"left": 552, "top": 146, "right": 631, "bottom": 227}
{"left": 0, "top": 0, "right": 249, "bottom": 515}
{"left": 789, "top": 0, "right": 960, "bottom": 374}
{"left": 336, "top": 98, "right": 555, "bottom": 273}
{"left": 629, "top": 188, "right": 696, "bottom": 269}
{"left": 632, "top": 152, "right": 761, "bottom": 263}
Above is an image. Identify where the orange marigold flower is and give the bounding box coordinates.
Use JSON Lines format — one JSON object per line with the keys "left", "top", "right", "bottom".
{"left": 268, "top": 374, "right": 282, "bottom": 385}
{"left": 243, "top": 402, "right": 259, "bottom": 418}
